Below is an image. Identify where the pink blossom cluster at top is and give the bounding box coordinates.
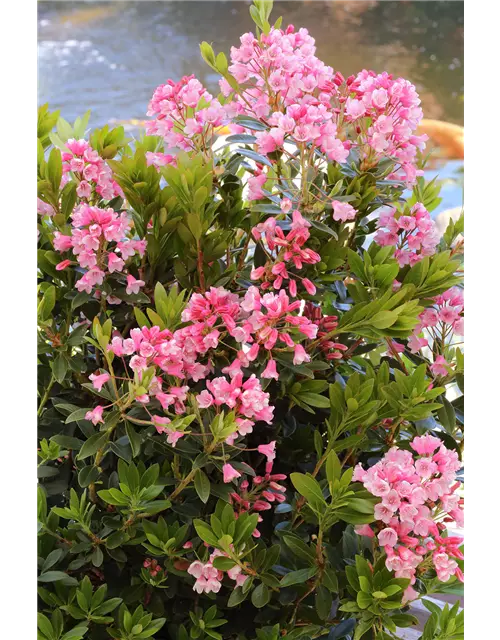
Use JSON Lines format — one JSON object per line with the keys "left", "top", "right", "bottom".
{"left": 53, "top": 203, "right": 146, "bottom": 296}
{"left": 374, "top": 203, "right": 440, "bottom": 267}
{"left": 145, "top": 75, "right": 231, "bottom": 155}
{"left": 145, "top": 24, "right": 427, "bottom": 214}
{"left": 408, "top": 286, "right": 464, "bottom": 359}
{"left": 62, "top": 138, "right": 122, "bottom": 201}
{"left": 223, "top": 27, "right": 349, "bottom": 164}
{"left": 224, "top": 27, "right": 425, "bottom": 180}
{"left": 353, "top": 434, "right": 464, "bottom": 602}
{"left": 250, "top": 209, "right": 320, "bottom": 296}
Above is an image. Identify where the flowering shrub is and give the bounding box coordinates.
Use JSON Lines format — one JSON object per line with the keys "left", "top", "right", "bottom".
{"left": 37, "top": 2, "right": 464, "bottom": 640}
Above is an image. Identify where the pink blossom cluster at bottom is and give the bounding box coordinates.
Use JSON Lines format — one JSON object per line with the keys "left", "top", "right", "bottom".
{"left": 353, "top": 434, "right": 464, "bottom": 602}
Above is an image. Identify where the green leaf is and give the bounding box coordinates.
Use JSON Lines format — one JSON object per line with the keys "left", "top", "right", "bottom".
{"left": 251, "top": 583, "right": 271, "bottom": 608}
{"left": 280, "top": 567, "right": 316, "bottom": 587}
{"left": 326, "top": 450, "right": 342, "bottom": 486}
{"left": 38, "top": 571, "right": 77, "bottom": 585}
{"left": 297, "top": 392, "right": 330, "bottom": 408}
{"left": 125, "top": 421, "right": 142, "bottom": 457}
{"left": 77, "top": 432, "right": 107, "bottom": 460}
{"left": 47, "top": 147, "right": 62, "bottom": 193}
{"left": 228, "top": 587, "right": 248, "bottom": 607}
{"left": 315, "top": 585, "right": 333, "bottom": 620}
{"left": 65, "top": 408, "right": 91, "bottom": 424}
{"left": 281, "top": 534, "right": 316, "bottom": 564}
{"left": 52, "top": 353, "right": 68, "bottom": 383}
{"left": 39, "top": 285, "right": 56, "bottom": 321}
{"left": 212, "top": 556, "right": 237, "bottom": 571}
{"left": 194, "top": 469, "right": 211, "bottom": 504}
{"left": 290, "top": 473, "right": 326, "bottom": 510}
{"left": 37, "top": 613, "right": 54, "bottom": 639}
{"left": 193, "top": 520, "right": 219, "bottom": 546}
{"left": 437, "top": 395, "right": 456, "bottom": 435}
{"left": 78, "top": 465, "right": 100, "bottom": 488}
{"left": 50, "top": 434, "right": 83, "bottom": 451}
{"left": 200, "top": 41, "right": 216, "bottom": 67}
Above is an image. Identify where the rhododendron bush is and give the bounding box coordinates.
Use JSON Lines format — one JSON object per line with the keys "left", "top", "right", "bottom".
{"left": 37, "top": 3, "right": 464, "bottom": 640}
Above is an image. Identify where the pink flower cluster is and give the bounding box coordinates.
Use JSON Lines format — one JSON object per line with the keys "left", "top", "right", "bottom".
{"left": 143, "top": 558, "right": 164, "bottom": 579}
{"left": 408, "top": 286, "right": 464, "bottom": 358}
{"left": 354, "top": 434, "right": 464, "bottom": 601}
{"left": 303, "top": 304, "right": 348, "bottom": 361}
{"left": 374, "top": 203, "right": 440, "bottom": 267}
{"left": 82, "top": 285, "right": 326, "bottom": 460}
{"left": 225, "top": 27, "right": 348, "bottom": 162}
{"left": 53, "top": 203, "right": 146, "bottom": 296}
{"left": 94, "top": 286, "right": 319, "bottom": 445}
{"left": 187, "top": 549, "right": 249, "bottom": 595}
{"left": 62, "top": 138, "right": 122, "bottom": 201}
{"left": 185, "top": 454, "right": 288, "bottom": 595}
{"left": 182, "top": 286, "right": 318, "bottom": 382}
{"left": 197, "top": 373, "right": 274, "bottom": 441}
{"left": 346, "top": 70, "right": 427, "bottom": 184}
{"left": 231, "top": 455, "right": 286, "bottom": 511}
{"left": 221, "top": 27, "right": 426, "bottom": 182}
{"left": 217, "top": 443, "right": 287, "bottom": 540}
{"left": 250, "top": 209, "right": 320, "bottom": 296}
{"left": 146, "top": 75, "right": 229, "bottom": 153}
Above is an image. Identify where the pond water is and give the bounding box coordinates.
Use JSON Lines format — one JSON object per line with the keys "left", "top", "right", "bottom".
{"left": 38, "top": 0, "right": 463, "bottom": 125}
{"left": 37, "top": 0, "right": 464, "bottom": 213}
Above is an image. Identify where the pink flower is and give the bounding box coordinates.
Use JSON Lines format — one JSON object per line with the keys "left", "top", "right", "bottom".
{"left": 262, "top": 359, "right": 279, "bottom": 380}
{"left": 354, "top": 525, "right": 375, "bottom": 538}
{"left": 53, "top": 232, "right": 73, "bottom": 252}
{"left": 378, "top": 528, "right": 398, "bottom": 547}
{"left": 85, "top": 406, "right": 104, "bottom": 425}
{"left": 108, "top": 253, "right": 125, "bottom": 273}
{"left": 408, "top": 334, "right": 428, "bottom": 353}
{"left": 76, "top": 180, "right": 92, "bottom": 198}
{"left": 56, "top": 260, "right": 72, "bottom": 271}
{"left": 332, "top": 200, "right": 357, "bottom": 223}
{"left": 223, "top": 463, "right": 241, "bottom": 483}
{"left": 345, "top": 97, "right": 366, "bottom": 120}
{"left": 302, "top": 278, "right": 316, "bottom": 295}
{"left": 410, "top": 434, "right": 442, "bottom": 456}
{"left": 187, "top": 561, "right": 205, "bottom": 579}
{"left": 166, "top": 430, "right": 185, "bottom": 447}
{"left": 293, "top": 344, "right": 310, "bottom": 365}
{"left": 126, "top": 274, "right": 145, "bottom": 295}
{"left": 430, "top": 355, "right": 451, "bottom": 377}
{"left": 152, "top": 415, "right": 171, "bottom": 433}
{"left": 257, "top": 441, "right": 276, "bottom": 463}
{"left": 402, "top": 586, "right": 419, "bottom": 604}
{"left": 197, "top": 390, "right": 214, "bottom": 408}
{"left": 89, "top": 371, "right": 110, "bottom": 391}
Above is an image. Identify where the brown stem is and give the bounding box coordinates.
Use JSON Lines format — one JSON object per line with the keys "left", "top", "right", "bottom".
{"left": 197, "top": 240, "right": 206, "bottom": 292}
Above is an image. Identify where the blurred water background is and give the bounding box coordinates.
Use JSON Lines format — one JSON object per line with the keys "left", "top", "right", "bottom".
{"left": 37, "top": 0, "right": 464, "bottom": 214}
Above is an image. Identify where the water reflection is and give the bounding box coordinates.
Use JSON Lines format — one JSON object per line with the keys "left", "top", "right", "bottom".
{"left": 38, "top": 1, "right": 463, "bottom": 127}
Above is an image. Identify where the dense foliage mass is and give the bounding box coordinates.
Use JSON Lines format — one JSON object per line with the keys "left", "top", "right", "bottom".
{"left": 37, "top": 2, "right": 464, "bottom": 640}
